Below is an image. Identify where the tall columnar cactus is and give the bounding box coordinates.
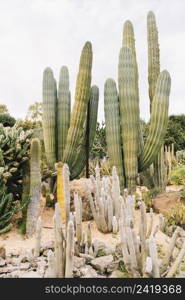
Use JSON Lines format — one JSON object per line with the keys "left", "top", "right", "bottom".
{"left": 118, "top": 47, "right": 139, "bottom": 191}
{"left": 104, "top": 12, "right": 171, "bottom": 191}
{"left": 26, "top": 138, "right": 41, "bottom": 237}
{"left": 57, "top": 66, "right": 70, "bottom": 161}
{"left": 104, "top": 79, "right": 124, "bottom": 188}
{"left": 42, "top": 42, "right": 96, "bottom": 179}
{"left": 42, "top": 68, "right": 57, "bottom": 169}
{"left": 70, "top": 85, "right": 99, "bottom": 179}
{"left": 147, "top": 11, "right": 160, "bottom": 111}
{"left": 122, "top": 20, "right": 143, "bottom": 155}
{"left": 62, "top": 42, "right": 93, "bottom": 168}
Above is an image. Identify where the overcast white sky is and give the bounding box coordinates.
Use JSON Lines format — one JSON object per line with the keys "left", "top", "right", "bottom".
{"left": 0, "top": 0, "right": 184, "bottom": 121}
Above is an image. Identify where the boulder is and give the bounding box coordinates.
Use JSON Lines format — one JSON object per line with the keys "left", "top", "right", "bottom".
{"left": 152, "top": 192, "right": 185, "bottom": 213}
{"left": 108, "top": 270, "right": 125, "bottom": 278}
{"left": 70, "top": 178, "right": 94, "bottom": 221}
{"left": 0, "top": 258, "right": 6, "bottom": 267}
{"left": 74, "top": 256, "right": 85, "bottom": 269}
{"left": 80, "top": 265, "right": 98, "bottom": 278}
{"left": 91, "top": 255, "right": 114, "bottom": 273}
{"left": 0, "top": 245, "right": 6, "bottom": 259}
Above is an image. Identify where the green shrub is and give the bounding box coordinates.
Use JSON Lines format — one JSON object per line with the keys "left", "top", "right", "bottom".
{"left": 169, "top": 167, "right": 185, "bottom": 185}
{"left": 0, "top": 114, "right": 16, "bottom": 127}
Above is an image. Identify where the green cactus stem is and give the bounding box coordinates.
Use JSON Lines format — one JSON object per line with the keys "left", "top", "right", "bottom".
{"left": 104, "top": 78, "right": 125, "bottom": 189}
{"left": 26, "top": 138, "right": 41, "bottom": 237}
{"left": 118, "top": 46, "right": 139, "bottom": 191}
{"left": 42, "top": 68, "right": 57, "bottom": 169}
{"left": 70, "top": 85, "right": 99, "bottom": 179}
{"left": 62, "top": 42, "right": 93, "bottom": 169}
{"left": 57, "top": 66, "right": 70, "bottom": 161}
{"left": 147, "top": 11, "right": 160, "bottom": 112}
{"left": 139, "top": 70, "right": 171, "bottom": 171}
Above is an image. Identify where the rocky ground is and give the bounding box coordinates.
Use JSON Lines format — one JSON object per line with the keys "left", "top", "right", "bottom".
{"left": 0, "top": 184, "right": 185, "bottom": 278}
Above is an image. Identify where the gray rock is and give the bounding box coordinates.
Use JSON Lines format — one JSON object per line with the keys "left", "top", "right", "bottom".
{"left": 0, "top": 245, "right": 6, "bottom": 259}
{"left": 93, "top": 239, "right": 106, "bottom": 256}
{"left": 74, "top": 256, "right": 85, "bottom": 269}
{"left": 80, "top": 265, "right": 98, "bottom": 278}
{"left": 20, "top": 262, "right": 31, "bottom": 271}
{"left": 19, "top": 271, "right": 42, "bottom": 278}
{"left": 104, "top": 247, "right": 115, "bottom": 256}
{"left": 0, "top": 258, "right": 6, "bottom": 267}
{"left": 91, "top": 255, "right": 114, "bottom": 273}
{"left": 107, "top": 261, "right": 119, "bottom": 273}
{"left": 108, "top": 270, "right": 125, "bottom": 278}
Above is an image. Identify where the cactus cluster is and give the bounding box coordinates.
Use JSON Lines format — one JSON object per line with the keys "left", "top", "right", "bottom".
{"left": 104, "top": 11, "right": 171, "bottom": 192}
{"left": 87, "top": 164, "right": 121, "bottom": 233}
{"left": 42, "top": 42, "right": 99, "bottom": 179}
{"left": 120, "top": 200, "right": 185, "bottom": 277}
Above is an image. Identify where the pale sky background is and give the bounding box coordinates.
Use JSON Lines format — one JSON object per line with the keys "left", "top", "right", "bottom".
{"left": 0, "top": 0, "right": 184, "bottom": 121}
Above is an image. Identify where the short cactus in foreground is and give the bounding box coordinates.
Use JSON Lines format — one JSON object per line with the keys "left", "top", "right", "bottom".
{"left": 104, "top": 11, "right": 171, "bottom": 192}
{"left": 26, "top": 138, "right": 41, "bottom": 237}
{"left": 88, "top": 164, "right": 120, "bottom": 233}
{"left": 47, "top": 203, "right": 74, "bottom": 278}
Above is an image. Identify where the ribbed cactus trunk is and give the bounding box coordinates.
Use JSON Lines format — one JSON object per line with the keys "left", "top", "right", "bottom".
{"left": 57, "top": 66, "right": 70, "bottom": 161}
{"left": 147, "top": 11, "right": 160, "bottom": 113}
{"left": 118, "top": 47, "right": 139, "bottom": 192}
{"left": 122, "top": 20, "right": 143, "bottom": 156}
{"left": 70, "top": 85, "right": 99, "bottom": 179}
{"left": 26, "top": 138, "right": 41, "bottom": 237}
{"left": 104, "top": 79, "right": 125, "bottom": 189}
{"left": 42, "top": 68, "right": 57, "bottom": 169}
{"left": 63, "top": 42, "right": 93, "bottom": 169}
{"left": 139, "top": 70, "right": 171, "bottom": 171}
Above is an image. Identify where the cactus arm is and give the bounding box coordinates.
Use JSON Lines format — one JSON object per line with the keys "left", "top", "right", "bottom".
{"left": 42, "top": 68, "right": 56, "bottom": 169}
{"left": 118, "top": 47, "right": 139, "bottom": 191}
{"left": 139, "top": 70, "right": 171, "bottom": 171}
{"left": 62, "top": 42, "right": 93, "bottom": 169}
{"left": 104, "top": 78, "right": 125, "bottom": 189}
{"left": 70, "top": 85, "right": 99, "bottom": 179}
{"left": 57, "top": 66, "right": 70, "bottom": 161}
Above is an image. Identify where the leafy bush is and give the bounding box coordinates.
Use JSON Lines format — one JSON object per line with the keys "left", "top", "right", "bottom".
{"left": 169, "top": 167, "right": 185, "bottom": 185}
{"left": 0, "top": 114, "right": 16, "bottom": 127}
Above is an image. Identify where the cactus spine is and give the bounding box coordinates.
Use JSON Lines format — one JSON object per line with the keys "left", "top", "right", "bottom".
{"left": 57, "top": 66, "right": 70, "bottom": 161}
{"left": 42, "top": 68, "right": 57, "bottom": 169}
{"left": 26, "top": 138, "right": 41, "bottom": 237}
